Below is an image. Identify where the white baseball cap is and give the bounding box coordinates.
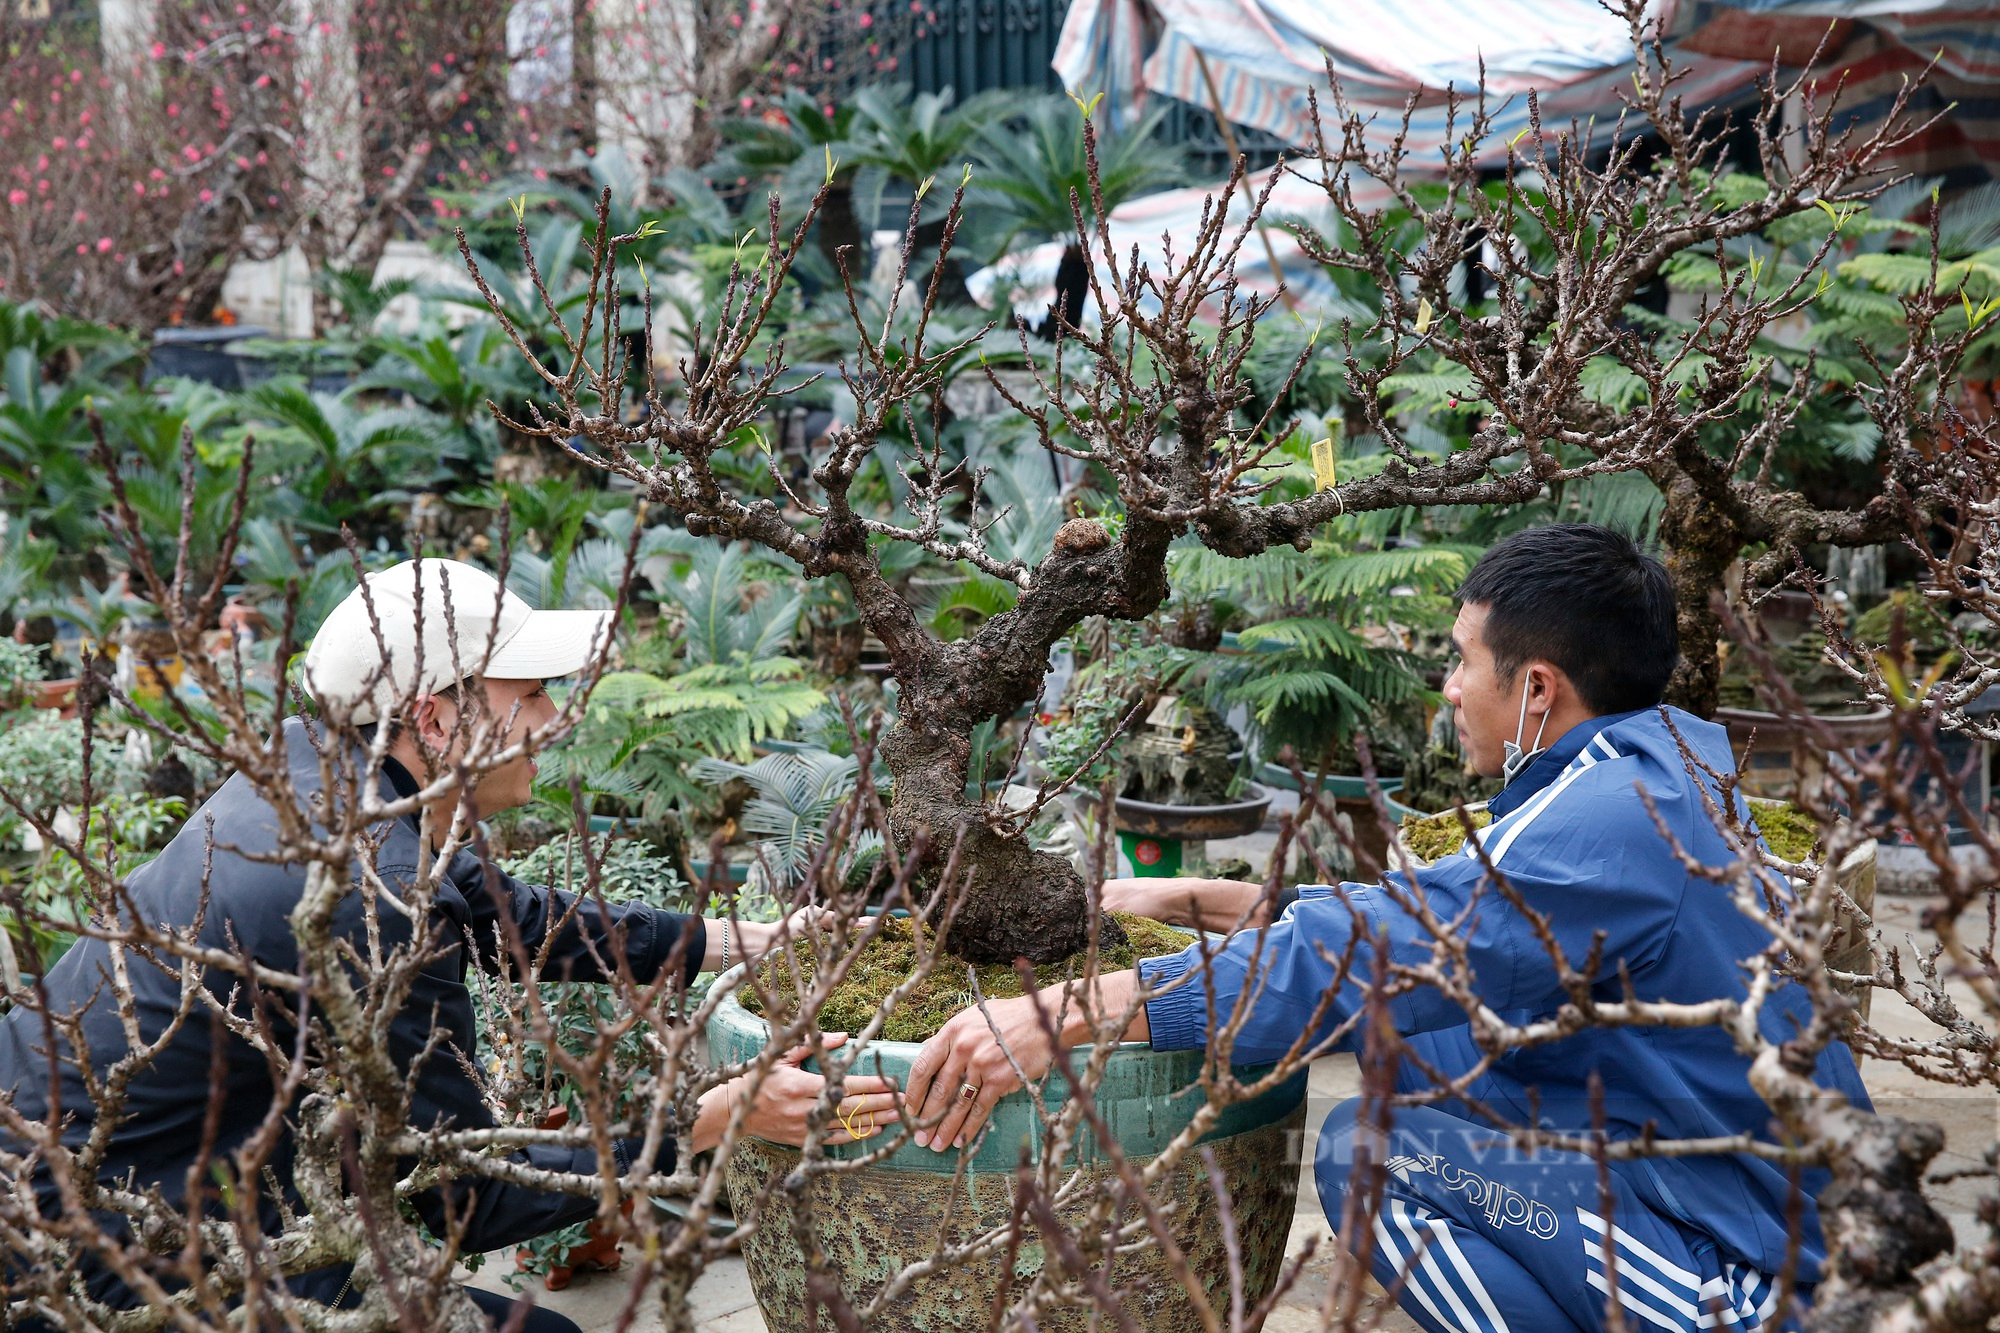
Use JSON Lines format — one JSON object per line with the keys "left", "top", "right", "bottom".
{"left": 302, "top": 559, "right": 614, "bottom": 725}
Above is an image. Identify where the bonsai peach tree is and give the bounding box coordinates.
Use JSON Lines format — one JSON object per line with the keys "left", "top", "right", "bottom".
{"left": 466, "top": 7, "right": 1946, "bottom": 962}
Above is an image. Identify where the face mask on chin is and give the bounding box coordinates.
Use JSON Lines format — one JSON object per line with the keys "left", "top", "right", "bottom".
{"left": 1500, "top": 671, "right": 1550, "bottom": 787}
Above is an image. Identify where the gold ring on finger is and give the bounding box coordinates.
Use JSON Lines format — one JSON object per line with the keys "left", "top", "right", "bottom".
{"left": 959, "top": 1082, "right": 979, "bottom": 1102}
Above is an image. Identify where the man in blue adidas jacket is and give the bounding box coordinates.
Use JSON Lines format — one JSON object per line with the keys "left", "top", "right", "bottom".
{"left": 902, "top": 524, "right": 1871, "bottom": 1333}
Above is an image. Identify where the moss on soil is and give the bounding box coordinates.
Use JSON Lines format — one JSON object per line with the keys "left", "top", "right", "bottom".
{"left": 1752, "top": 801, "right": 1818, "bottom": 862}
{"left": 1395, "top": 802, "right": 1818, "bottom": 864}
{"left": 739, "top": 912, "right": 1193, "bottom": 1044}
{"left": 1399, "top": 809, "right": 1492, "bottom": 862}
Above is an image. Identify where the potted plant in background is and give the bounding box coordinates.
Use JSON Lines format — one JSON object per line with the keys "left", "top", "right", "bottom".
{"left": 1032, "top": 631, "right": 1273, "bottom": 880}
{"left": 1713, "top": 621, "right": 1894, "bottom": 800}
{"left": 1842, "top": 588, "right": 1997, "bottom": 893}
{"left": 1184, "top": 509, "right": 1477, "bottom": 868}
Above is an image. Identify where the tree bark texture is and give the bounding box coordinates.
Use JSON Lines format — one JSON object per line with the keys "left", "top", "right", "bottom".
{"left": 1658, "top": 475, "right": 1740, "bottom": 718}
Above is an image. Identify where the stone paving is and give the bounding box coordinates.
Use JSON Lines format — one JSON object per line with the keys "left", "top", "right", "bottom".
{"left": 475, "top": 874, "right": 1996, "bottom": 1332}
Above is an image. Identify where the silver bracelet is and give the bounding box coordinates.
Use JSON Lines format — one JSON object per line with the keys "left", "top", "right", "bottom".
{"left": 720, "top": 920, "right": 731, "bottom": 973}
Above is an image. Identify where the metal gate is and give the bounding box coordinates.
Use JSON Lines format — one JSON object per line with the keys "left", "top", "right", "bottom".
{"left": 856, "top": 0, "right": 1290, "bottom": 177}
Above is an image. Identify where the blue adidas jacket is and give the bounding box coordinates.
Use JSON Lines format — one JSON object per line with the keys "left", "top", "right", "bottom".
{"left": 1138, "top": 706, "right": 1871, "bottom": 1283}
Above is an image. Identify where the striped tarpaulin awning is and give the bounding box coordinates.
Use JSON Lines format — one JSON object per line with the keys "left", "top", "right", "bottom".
{"left": 1052, "top": 0, "right": 1999, "bottom": 168}
{"left": 966, "top": 163, "right": 1392, "bottom": 322}
{"left": 981, "top": 0, "right": 1997, "bottom": 323}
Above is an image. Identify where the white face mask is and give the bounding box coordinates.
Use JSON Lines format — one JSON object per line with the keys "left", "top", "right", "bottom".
{"left": 1500, "top": 671, "right": 1550, "bottom": 787}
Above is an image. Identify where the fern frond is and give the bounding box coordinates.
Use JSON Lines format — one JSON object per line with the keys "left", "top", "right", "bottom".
{"left": 1296, "top": 546, "right": 1478, "bottom": 600}
{"left": 1234, "top": 617, "right": 1373, "bottom": 660}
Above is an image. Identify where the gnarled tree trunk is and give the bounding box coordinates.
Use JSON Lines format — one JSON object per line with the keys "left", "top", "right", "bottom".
{"left": 1658, "top": 475, "right": 1741, "bottom": 719}
{"left": 856, "top": 521, "right": 1166, "bottom": 964}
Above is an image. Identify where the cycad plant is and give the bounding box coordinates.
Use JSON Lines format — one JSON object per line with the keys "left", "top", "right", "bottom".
{"left": 691, "top": 747, "right": 880, "bottom": 915}
{"left": 918, "top": 448, "right": 1064, "bottom": 641}
{"left": 528, "top": 538, "right": 825, "bottom": 829}
{"left": 0, "top": 301, "right": 137, "bottom": 381}
{"left": 0, "top": 347, "right": 100, "bottom": 551}
{"left": 0, "top": 526, "right": 55, "bottom": 633}
{"left": 463, "top": 146, "right": 730, "bottom": 259}
{"left": 355, "top": 322, "right": 538, "bottom": 474}
{"left": 432, "top": 218, "right": 609, "bottom": 375}
{"left": 842, "top": 84, "right": 1013, "bottom": 304}
{"left": 655, "top": 542, "right": 804, "bottom": 667}
{"left": 242, "top": 381, "right": 444, "bottom": 535}
{"left": 90, "top": 382, "right": 257, "bottom": 593}
{"left": 232, "top": 519, "right": 362, "bottom": 637}
{"left": 715, "top": 91, "right": 860, "bottom": 276}
{"left": 969, "top": 96, "right": 1187, "bottom": 335}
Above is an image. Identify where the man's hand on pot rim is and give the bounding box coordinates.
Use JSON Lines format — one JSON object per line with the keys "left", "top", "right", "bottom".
{"left": 902, "top": 992, "right": 1056, "bottom": 1152}
{"left": 736, "top": 1034, "right": 899, "bottom": 1148}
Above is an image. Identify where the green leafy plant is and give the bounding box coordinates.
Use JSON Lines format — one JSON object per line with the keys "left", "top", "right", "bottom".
{"left": 352, "top": 322, "right": 534, "bottom": 472}
{"left": 0, "top": 640, "right": 46, "bottom": 709}
{"left": 968, "top": 96, "right": 1187, "bottom": 333}
{"left": 583, "top": 661, "right": 826, "bottom": 764}
{"left": 652, "top": 542, "right": 803, "bottom": 667}
{"left": 1035, "top": 685, "right": 1135, "bottom": 794}
{"left": 242, "top": 381, "right": 446, "bottom": 533}
{"left": 231, "top": 519, "right": 365, "bottom": 637}
{"left": 437, "top": 216, "right": 632, "bottom": 381}
{"left": 13, "top": 795, "right": 184, "bottom": 965}
{"left": 0, "top": 712, "right": 91, "bottom": 831}
{"left": 0, "top": 712, "right": 159, "bottom": 966}
{"left": 490, "top": 837, "right": 688, "bottom": 1091}
{"left": 692, "top": 747, "right": 878, "bottom": 915}
{"left": 91, "top": 381, "right": 261, "bottom": 590}
{"left": 503, "top": 832, "right": 693, "bottom": 912}
{"left": 314, "top": 267, "right": 420, "bottom": 343}
{"left": 715, "top": 90, "right": 860, "bottom": 276}
{"left": 0, "top": 345, "right": 100, "bottom": 550}
{"left": 839, "top": 83, "right": 1013, "bottom": 303}
{"left": 505, "top": 1222, "right": 593, "bottom": 1291}
{"left": 0, "top": 527, "right": 56, "bottom": 632}
{"left": 1181, "top": 536, "right": 1475, "bottom": 766}
{"left": 0, "top": 301, "right": 139, "bottom": 382}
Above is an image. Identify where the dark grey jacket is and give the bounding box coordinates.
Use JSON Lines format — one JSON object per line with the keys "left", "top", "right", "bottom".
{"left": 0, "top": 716, "right": 702, "bottom": 1301}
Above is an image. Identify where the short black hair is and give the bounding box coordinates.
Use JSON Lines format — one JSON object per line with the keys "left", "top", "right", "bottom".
{"left": 1456, "top": 524, "right": 1678, "bottom": 714}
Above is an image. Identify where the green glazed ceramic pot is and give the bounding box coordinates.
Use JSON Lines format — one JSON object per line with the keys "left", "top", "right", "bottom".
{"left": 707, "top": 987, "right": 1307, "bottom": 1331}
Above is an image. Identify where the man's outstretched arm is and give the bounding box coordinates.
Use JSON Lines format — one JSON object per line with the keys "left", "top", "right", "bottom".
{"left": 900, "top": 870, "right": 1496, "bottom": 1155}
{"left": 1101, "top": 877, "right": 1286, "bottom": 931}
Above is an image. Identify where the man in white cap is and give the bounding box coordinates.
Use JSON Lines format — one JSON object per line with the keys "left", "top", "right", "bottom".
{"left": 301, "top": 557, "right": 622, "bottom": 822}
{"left": 0, "top": 559, "right": 890, "bottom": 1332}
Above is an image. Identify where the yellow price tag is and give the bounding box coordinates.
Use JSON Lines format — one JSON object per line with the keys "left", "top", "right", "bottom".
{"left": 1310, "top": 436, "right": 1338, "bottom": 492}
